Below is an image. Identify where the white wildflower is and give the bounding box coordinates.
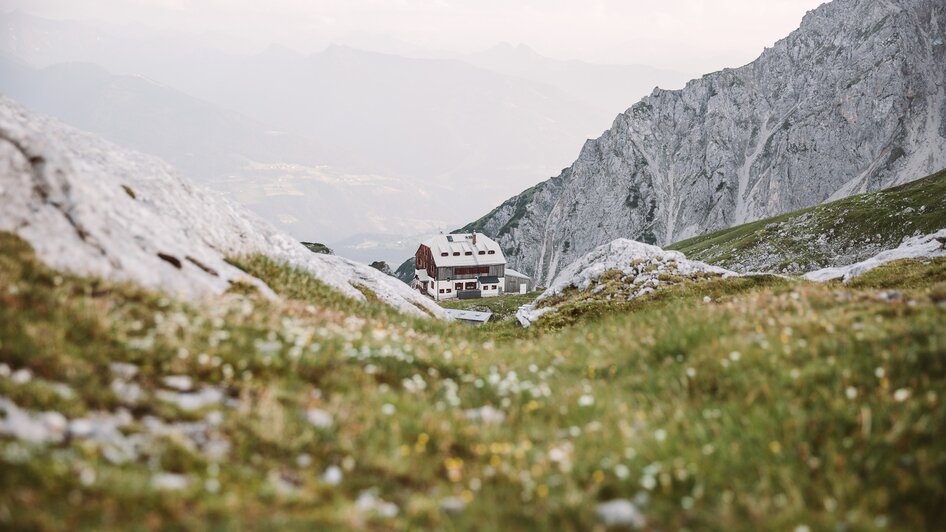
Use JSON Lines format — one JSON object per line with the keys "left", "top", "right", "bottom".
{"left": 322, "top": 465, "right": 343, "bottom": 486}
{"left": 162, "top": 375, "right": 193, "bottom": 391}
{"left": 11, "top": 368, "right": 32, "bottom": 384}
{"left": 614, "top": 464, "right": 630, "bottom": 480}
{"left": 596, "top": 499, "right": 645, "bottom": 528}
{"left": 152, "top": 473, "right": 189, "bottom": 491}
{"left": 640, "top": 475, "right": 657, "bottom": 490}
{"left": 306, "top": 408, "right": 333, "bottom": 429}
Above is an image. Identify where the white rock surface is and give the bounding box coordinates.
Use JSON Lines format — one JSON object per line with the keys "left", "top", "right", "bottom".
{"left": 469, "top": 0, "right": 946, "bottom": 286}
{"left": 517, "top": 239, "right": 733, "bottom": 326}
{"left": 540, "top": 239, "right": 732, "bottom": 299}
{"left": 0, "top": 96, "right": 446, "bottom": 318}
{"left": 804, "top": 229, "right": 946, "bottom": 281}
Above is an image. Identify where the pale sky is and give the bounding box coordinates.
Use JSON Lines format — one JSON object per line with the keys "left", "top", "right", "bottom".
{"left": 4, "top": 0, "right": 827, "bottom": 72}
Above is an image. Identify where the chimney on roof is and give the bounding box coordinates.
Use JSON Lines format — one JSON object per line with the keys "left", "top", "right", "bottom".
{"left": 472, "top": 232, "right": 477, "bottom": 245}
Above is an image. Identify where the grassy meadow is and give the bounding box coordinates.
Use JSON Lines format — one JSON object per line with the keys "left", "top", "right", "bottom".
{"left": 2, "top": 229, "right": 946, "bottom": 529}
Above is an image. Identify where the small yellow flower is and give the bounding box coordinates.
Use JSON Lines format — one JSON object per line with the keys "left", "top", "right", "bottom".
{"left": 536, "top": 484, "right": 549, "bottom": 498}
{"left": 769, "top": 441, "right": 782, "bottom": 455}
{"left": 592, "top": 470, "right": 605, "bottom": 483}
{"left": 414, "top": 432, "right": 430, "bottom": 453}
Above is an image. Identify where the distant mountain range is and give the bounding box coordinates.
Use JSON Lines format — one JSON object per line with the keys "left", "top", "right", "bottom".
{"left": 465, "top": 42, "right": 690, "bottom": 119}
{"left": 464, "top": 0, "right": 946, "bottom": 285}
{"left": 0, "top": 11, "right": 690, "bottom": 252}
{"left": 0, "top": 55, "right": 441, "bottom": 241}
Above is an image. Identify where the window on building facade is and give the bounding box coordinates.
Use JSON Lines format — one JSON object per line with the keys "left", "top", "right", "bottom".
{"left": 465, "top": 282, "right": 476, "bottom": 290}
{"left": 439, "top": 289, "right": 444, "bottom": 293}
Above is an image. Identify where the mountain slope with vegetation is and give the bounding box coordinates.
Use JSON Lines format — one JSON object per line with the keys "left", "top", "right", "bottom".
{"left": 668, "top": 167, "right": 946, "bottom": 273}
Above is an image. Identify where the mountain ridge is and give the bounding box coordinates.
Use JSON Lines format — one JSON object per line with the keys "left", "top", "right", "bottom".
{"left": 463, "top": 0, "right": 946, "bottom": 285}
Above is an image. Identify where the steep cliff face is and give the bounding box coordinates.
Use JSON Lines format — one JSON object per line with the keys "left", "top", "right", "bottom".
{"left": 465, "top": 0, "right": 946, "bottom": 285}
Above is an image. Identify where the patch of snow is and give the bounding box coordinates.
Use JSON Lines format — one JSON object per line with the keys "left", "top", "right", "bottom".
{"left": 804, "top": 229, "right": 946, "bottom": 282}
{"left": 0, "top": 96, "right": 446, "bottom": 319}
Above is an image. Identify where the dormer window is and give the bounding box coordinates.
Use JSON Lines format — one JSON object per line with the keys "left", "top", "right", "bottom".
{"left": 453, "top": 252, "right": 460, "bottom": 256}
{"left": 488, "top": 250, "right": 496, "bottom": 255}
{"left": 478, "top": 251, "right": 485, "bottom": 255}
{"left": 464, "top": 251, "right": 473, "bottom": 256}
{"left": 441, "top": 252, "right": 448, "bottom": 257}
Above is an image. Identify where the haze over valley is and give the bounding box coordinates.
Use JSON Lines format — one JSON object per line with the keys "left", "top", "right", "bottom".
{"left": 0, "top": 5, "right": 820, "bottom": 264}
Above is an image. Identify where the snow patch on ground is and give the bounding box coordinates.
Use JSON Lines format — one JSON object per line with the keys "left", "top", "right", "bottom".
{"left": 804, "top": 229, "right": 946, "bottom": 281}
{"left": 0, "top": 96, "right": 446, "bottom": 318}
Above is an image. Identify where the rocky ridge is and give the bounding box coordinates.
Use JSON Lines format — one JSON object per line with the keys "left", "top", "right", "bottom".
{"left": 465, "top": 0, "right": 946, "bottom": 285}
{"left": 0, "top": 96, "right": 446, "bottom": 318}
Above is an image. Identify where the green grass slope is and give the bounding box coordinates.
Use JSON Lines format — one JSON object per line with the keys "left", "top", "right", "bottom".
{"left": 440, "top": 291, "right": 543, "bottom": 322}
{"left": 3, "top": 230, "right": 946, "bottom": 530}
{"left": 668, "top": 168, "right": 946, "bottom": 272}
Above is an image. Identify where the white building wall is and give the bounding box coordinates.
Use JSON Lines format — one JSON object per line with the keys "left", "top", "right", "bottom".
{"left": 427, "top": 277, "right": 505, "bottom": 301}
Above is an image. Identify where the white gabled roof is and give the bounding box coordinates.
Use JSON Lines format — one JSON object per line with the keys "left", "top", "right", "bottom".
{"left": 504, "top": 268, "right": 530, "bottom": 280}
{"left": 421, "top": 233, "right": 506, "bottom": 267}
